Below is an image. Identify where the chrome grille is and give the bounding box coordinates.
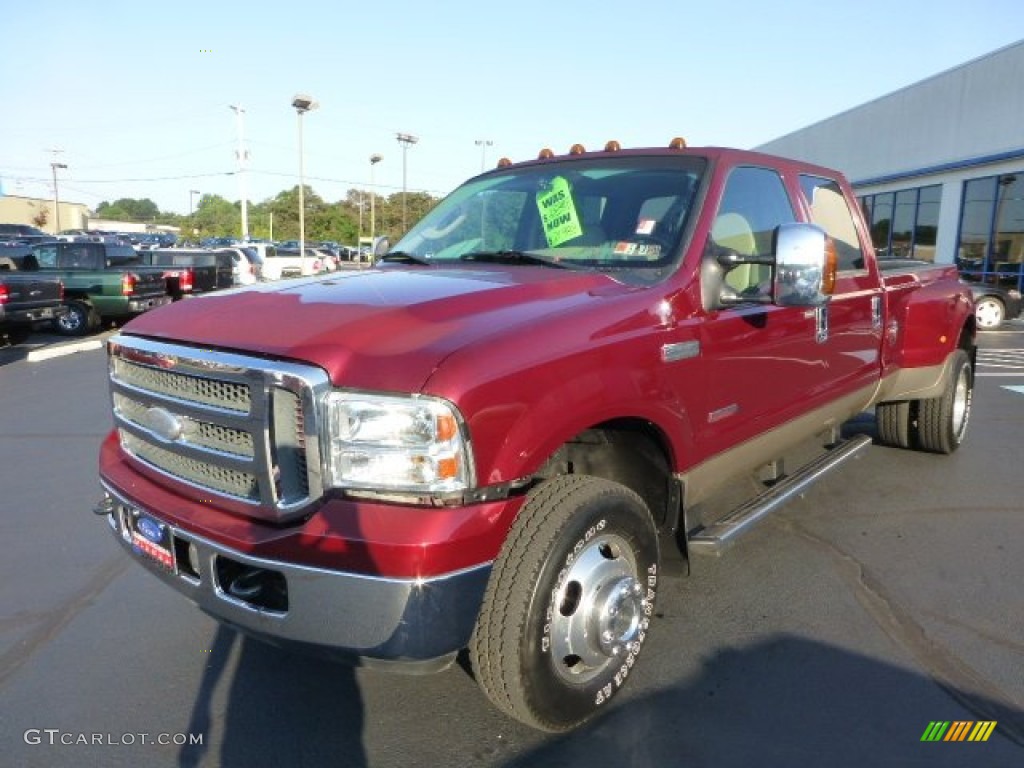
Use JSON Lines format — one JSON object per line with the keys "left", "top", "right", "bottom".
{"left": 120, "top": 430, "right": 259, "bottom": 500}
{"left": 108, "top": 336, "right": 329, "bottom": 522}
{"left": 113, "top": 393, "right": 255, "bottom": 457}
{"left": 113, "top": 357, "right": 251, "bottom": 412}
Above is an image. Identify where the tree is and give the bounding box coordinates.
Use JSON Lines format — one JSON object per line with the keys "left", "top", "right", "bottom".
{"left": 96, "top": 198, "right": 160, "bottom": 221}
{"left": 31, "top": 205, "right": 49, "bottom": 229}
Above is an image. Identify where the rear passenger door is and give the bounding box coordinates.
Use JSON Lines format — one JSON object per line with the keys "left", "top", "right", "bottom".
{"left": 797, "top": 174, "right": 883, "bottom": 399}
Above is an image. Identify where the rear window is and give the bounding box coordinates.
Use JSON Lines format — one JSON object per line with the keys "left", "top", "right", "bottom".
{"left": 105, "top": 246, "right": 145, "bottom": 267}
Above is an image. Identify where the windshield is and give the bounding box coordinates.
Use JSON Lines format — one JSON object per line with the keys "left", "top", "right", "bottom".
{"left": 389, "top": 155, "right": 706, "bottom": 276}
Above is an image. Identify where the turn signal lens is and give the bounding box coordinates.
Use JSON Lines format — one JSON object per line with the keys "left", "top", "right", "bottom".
{"left": 823, "top": 238, "right": 838, "bottom": 295}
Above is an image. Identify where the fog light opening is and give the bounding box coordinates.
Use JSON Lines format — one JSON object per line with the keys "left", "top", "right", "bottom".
{"left": 215, "top": 557, "right": 289, "bottom": 613}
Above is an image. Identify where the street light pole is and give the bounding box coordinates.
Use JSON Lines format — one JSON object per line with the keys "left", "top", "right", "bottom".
{"left": 292, "top": 94, "right": 319, "bottom": 274}
{"left": 50, "top": 162, "right": 67, "bottom": 233}
{"left": 369, "top": 153, "right": 382, "bottom": 250}
{"left": 475, "top": 139, "right": 493, "bottom": 172}
{"left": 229, "top": 104, "right": 250, "bottom": 240}
{"left": 396, "top": 133, "right": 418, "bottom": 233}
{"left": 189, "top": 189, "right": 200, "bottom": 241}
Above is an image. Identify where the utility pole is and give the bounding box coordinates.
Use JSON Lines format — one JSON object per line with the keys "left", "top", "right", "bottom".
{"left": 47, "top": 148, "right": 65, "bottom": 234}
{"left": 396, "top": 133, "right": 418, "bottom": 233}
{"left": 50, "top": 162, "right": 68, "bottom": 233}
{"left": 229, "top": 104, "right": 250, "bottom": 240}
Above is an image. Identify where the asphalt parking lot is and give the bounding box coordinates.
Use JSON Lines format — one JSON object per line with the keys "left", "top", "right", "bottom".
{"left": 1, "top": 320, "right": 1022, "bottom": 767}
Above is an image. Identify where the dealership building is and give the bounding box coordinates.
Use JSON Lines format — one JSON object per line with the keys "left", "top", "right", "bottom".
{"left": 758, "top": 39, "right": 1024, "bottom": 292}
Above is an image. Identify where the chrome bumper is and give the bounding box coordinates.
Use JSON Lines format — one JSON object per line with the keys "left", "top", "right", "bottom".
{"left": 127, "top": 295, "right": 172, "bottom": 313}
{"left": 98, "top": 484, "right": 490, "bottom": 670}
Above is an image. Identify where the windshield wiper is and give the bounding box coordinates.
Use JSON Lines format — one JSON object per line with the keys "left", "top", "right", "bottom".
{"left": 459, "top": 250, "right": 567, "bottom": 268}
{"left": 379, "top": 251, "right": 433, "bottom": 265}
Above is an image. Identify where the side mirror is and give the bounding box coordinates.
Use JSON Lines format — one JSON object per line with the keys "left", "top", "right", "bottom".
{"left": 371, "top": 236, "right": 390, "bottom": 264}
{"left": 773, "top": 223, "right": 837, "bottom": 307}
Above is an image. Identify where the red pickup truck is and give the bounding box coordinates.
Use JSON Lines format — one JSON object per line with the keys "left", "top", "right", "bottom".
{"left": 95, "top": 141, "right": 975, "bottom": 732}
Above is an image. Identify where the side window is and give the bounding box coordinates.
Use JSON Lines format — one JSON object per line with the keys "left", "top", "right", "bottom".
{"left": 33, "top": 244, "right": 58, "bottom": 268}
{"left": 800, "top": 175, "right": 865, "bottom": 271}
{"left": 60, "top": 244, "right": 98, "bottom": 269}
{"left": 711, "top": 166, "right": 796, "bottom": 296}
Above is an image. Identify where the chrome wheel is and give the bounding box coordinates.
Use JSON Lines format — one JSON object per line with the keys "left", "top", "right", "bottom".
{"left": 950, "top": 360, "right": 971, "bottom": 443}
{"left": 974, "top": 297, "right": 1004, "bottom": 330}
{"left": 550, "top": 532, "right": 645, "bottom": 685}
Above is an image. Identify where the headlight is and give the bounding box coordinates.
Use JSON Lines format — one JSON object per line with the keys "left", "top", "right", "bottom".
{"left": 324, "top": 392, "right": 473, "bottom": 494}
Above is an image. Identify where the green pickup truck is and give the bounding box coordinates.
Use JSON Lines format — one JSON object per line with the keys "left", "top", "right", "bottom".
{"left": 29, "top": 241, "right": 172, "bottom": 335}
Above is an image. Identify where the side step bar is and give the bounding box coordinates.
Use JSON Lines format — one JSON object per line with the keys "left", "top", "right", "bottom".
{"left": 688, "top": 434, "right": 873, "bottom": 556}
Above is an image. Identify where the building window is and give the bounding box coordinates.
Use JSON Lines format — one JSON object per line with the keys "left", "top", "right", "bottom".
{"left": 956, "top": 172, "right": 1024, "bottom": 290}
{"left": 858, "top": 184, "right": 942, "bottom": 262}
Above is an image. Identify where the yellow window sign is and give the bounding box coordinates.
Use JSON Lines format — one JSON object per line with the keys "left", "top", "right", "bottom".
{"left": 536, "top": 176, "right": 583, "bottom": 247}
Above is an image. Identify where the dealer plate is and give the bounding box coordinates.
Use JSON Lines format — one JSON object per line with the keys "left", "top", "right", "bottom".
{"left": 122, "top": 507, "right": 176, "bottom": 572}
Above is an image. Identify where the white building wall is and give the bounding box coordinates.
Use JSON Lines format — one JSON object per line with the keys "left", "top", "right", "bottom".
{"left": 757, "top": 40, "right": 1024, "bottom": 185}
{"left": 756, "top": 40, "right": 1024, "bottom": 268}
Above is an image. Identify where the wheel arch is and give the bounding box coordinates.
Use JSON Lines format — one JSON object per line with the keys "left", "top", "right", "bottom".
{"left": 528, "top": 418, "right": 688, "bottom": 569}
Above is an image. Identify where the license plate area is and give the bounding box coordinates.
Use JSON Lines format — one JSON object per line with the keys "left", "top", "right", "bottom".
{"left": 121, "top": 506, "right": 176, "bottom": 572}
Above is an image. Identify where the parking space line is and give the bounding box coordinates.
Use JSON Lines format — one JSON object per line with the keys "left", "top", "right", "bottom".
{"left": 26, "top": 339, "right": 104, "bottom": 362}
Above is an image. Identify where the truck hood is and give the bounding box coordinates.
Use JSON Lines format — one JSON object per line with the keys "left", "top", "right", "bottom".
{"left": 123, "top": 266, "right": 632, "bottom": 391}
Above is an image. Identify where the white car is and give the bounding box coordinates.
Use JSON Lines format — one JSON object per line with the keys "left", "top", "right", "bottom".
{"left": 261, "top": 248, "right": 326, "bottom": 280}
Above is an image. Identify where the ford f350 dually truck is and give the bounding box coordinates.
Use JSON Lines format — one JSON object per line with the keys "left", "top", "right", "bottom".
{"left": 95, "top": 141, "right": 975, "bottom": 732}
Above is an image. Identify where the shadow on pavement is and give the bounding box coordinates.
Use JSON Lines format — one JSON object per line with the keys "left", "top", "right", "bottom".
{"left": 500, "top": 635, "right": 1023, "bottom": 768}
{"left": 178, "top": 626, "right": 366, "bottom": 768}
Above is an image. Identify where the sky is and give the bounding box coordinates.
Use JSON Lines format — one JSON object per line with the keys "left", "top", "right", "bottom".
{"left": 2, "top": 0, "right": 1023, "bottom": 220}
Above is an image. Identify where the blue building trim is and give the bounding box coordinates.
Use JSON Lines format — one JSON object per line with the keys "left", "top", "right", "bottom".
{"left": 853, "top": 147, "right": 1024, "bottom": 188}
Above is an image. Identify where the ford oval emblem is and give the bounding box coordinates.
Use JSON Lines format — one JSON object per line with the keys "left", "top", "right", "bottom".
{"left": 136, "top": 516, "right": 163, "bottom": 544}
{"left": 145, "top": 407, "right": 184, "bottom": 441}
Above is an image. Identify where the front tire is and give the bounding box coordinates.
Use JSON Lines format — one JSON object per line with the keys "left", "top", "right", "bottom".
{"left": 470, "top": 475, "right": 660, "bottom": 732}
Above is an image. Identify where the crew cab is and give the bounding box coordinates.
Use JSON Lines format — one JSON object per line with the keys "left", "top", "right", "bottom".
{"left": 95, "top": 141, "right": 975, "bottom": 732}
{"left": 29, "top": 240, "right": 171, "bottom": 335}
{"left": 0, "top": 257, "right": 66, "bottom": 344}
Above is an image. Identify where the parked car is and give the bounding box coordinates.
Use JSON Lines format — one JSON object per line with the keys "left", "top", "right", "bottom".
{"left": 221, "top": 246, "right": 263, "bottom": 285}
{"left": 965, "top": 282, "right": 1022, "bottom": 329}
{"left": 261, "top": 248, "right": 326, "bottom": 280}
{"left": 28, "top": 240, "right": 171, "bottom": 335}
{"left": 238, "top": 241, "right": 277, "bottom": 267}
{"left": 0, "top": 256, "right": 66, "bottom": 344}
{"left": 139, "top": 249, "right": 223, "bottom": 300}
{"left": 0, "top": 223, "right": 49, "bottom": 238}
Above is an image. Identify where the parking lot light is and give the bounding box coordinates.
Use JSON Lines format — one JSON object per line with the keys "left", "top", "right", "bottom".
{"left": 292, "top": 94, "right": 319, "bottom": 274}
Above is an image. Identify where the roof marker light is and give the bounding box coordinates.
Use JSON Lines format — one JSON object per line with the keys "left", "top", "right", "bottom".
{"left": 569, "top": 143, "right": 586, "bottom": 155}
{"left": 669, "top": 137, "right": 688, "bottom": 149}
{"left": 604, "top": 140, "right": 621, "bottom": 152}
{"left": 538, "top": 148, "right": 555, "bottom": 159}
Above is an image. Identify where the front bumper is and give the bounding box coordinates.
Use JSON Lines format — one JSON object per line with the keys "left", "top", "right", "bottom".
{"left": 98, "top": 483, "right": 492, "bottom": 669}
